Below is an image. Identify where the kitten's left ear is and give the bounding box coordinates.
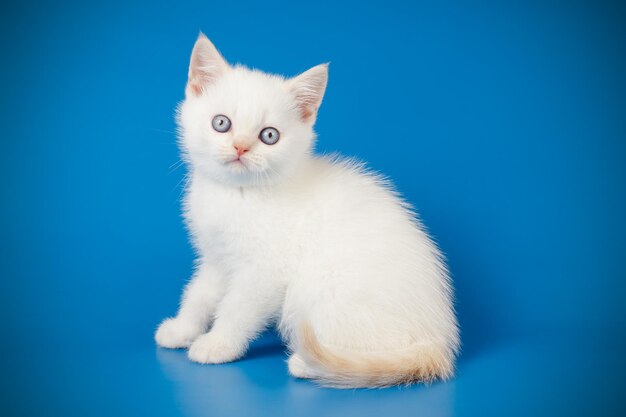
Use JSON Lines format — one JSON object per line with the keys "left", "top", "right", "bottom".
{"left": 287, "top": 63, "right": 329, "bottom": 123}
{"left": 186, "top": 33, "right": 229, "bottom": 97}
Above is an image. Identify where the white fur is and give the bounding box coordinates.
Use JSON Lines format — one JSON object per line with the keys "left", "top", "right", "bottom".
{"left": 155, "top": 34, "right": 460, "bottom": 388}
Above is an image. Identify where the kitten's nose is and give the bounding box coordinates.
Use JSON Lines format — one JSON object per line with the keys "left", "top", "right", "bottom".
{"left": 233, "top": 144, "right": 249, "bottom": 157}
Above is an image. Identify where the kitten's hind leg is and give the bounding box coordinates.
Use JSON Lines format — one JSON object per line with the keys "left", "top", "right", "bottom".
{"left": 155, "top": 263, "right": 226, "bottom": 349}
{"left": 287, "top": 353, "right": 316, "bottom": 379}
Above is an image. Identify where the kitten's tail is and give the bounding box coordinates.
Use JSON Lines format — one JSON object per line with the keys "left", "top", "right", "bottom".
{"left": 297, "top": 321, "right": 455, "bottom": 388}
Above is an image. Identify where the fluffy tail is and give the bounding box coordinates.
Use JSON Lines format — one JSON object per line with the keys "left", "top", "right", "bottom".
{"left": 298, "top": 321, "right": 456, "bottom": 388}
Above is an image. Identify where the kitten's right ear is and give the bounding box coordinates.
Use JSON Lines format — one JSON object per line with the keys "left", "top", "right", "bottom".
{"left": 186, "top": 33, "right": 229, "bottom": 97}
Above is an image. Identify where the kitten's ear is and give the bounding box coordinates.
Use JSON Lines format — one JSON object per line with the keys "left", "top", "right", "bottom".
{"left": 287, "top": 63, "right": 329, "bottom": 123}
{"left": 186, "top": 33, "right": 229, "bottom": 97}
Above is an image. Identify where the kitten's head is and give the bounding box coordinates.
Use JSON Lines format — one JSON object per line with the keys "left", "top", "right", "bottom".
{"left": 178, "top": 33, "right": 328, "bottom": 187}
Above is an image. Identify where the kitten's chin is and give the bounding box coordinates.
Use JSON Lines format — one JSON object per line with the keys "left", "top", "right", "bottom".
{"left": 223, "top": 159, "right": 260, "bottom": 182}
{"left": 193, "top": 160, "right": 273, "bottom": 188}
{"left": 191, "top": 152, "right": 308, "bottom": 188}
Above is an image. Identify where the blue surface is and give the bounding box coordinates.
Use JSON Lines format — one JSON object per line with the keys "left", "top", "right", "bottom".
{"left": 1, "top": 0, "right": 625, "bottom": 416}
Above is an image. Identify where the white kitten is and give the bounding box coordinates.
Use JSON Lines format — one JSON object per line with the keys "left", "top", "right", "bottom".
{"left": 155, "top": 33, "right": 460, "bottom": 388}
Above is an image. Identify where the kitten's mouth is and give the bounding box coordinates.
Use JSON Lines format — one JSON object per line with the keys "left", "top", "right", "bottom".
{"left": 228, "top": 158, "right": 247, "bottom": 169}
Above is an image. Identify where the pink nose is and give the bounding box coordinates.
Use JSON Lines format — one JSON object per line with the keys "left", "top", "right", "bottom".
{"left": 233, "top": 144, "right": 249, "bottom": 157}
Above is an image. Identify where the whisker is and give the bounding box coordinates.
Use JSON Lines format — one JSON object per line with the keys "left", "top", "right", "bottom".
{"left": 168, "top": 159, "right": 185, "bottom": 174}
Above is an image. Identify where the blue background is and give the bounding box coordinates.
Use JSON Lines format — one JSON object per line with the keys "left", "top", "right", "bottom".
{"left": 1, "top": 0, "right": 624, "bottom": 416}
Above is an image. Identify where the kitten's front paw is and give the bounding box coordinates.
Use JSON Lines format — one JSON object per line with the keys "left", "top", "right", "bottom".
{"left": 188, "top": 332, "right": 246, "bottom": 364}
{"left": 155, "top": 317, "right": 202, "bottom": 349}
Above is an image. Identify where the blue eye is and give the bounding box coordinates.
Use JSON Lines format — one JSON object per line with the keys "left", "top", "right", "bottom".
{"left": 259, "top": 127, "right": 280, "bottom": 145}
{"left": 212, "top": 115, "right": 231, "bottom": 133}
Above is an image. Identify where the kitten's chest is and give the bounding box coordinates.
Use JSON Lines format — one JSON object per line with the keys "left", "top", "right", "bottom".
{"left": 186, "top": 181, "right": 299, "bottom": 260}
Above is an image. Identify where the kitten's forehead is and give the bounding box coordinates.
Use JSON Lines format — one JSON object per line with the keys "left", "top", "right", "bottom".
{"left": 208, "top": 67, "right": 293, "bottom": 129}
